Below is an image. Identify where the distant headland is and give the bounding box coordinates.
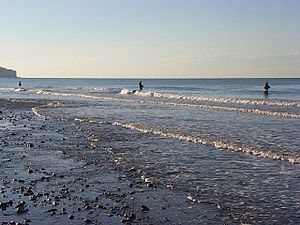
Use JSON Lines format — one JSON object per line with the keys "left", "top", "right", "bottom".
{"left": 0, "top": 66, "right": 17, "bottom": 78}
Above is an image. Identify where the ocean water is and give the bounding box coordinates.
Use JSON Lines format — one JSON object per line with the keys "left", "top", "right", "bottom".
{"left": 1, "top": 78, "right": 300, "bottom": 224}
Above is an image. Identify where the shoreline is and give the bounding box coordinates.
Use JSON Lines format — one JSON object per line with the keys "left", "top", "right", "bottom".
{"left": 0, "top": 98, "right": 233, "bottom": 225}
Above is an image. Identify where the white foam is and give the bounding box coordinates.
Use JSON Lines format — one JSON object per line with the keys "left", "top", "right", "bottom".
{"left": 149, "top": 100, "right": 300, "bottom": 118}
{"left": 120, "top": 89, "right": 131, "bottom": 95}
{"left": 32, "top": 107, "right": 44, "bottom": 118}
{"left": 133, "top": 90, "right": 154, "bottom": 97}
{"left": 2, "top": 86, "right": 299, "bottom": 108}
{"left": 0, "top": 88, "right": 16, "bottom": 91}
{"left": 120, "top": 88, "right": 142, "bottom": 95}
{"left": 32, "top": 102, "right": 62, "bottom": 118}
{"left": 131, "top": 91, "right": 300, "bottom": 108}
{"left": 29, "top": 105, "right": 300, "bottom": 164}
{"left": 31, "top": 89, "right": 115, "bottom": 101}
{"left": 12, "top": 89, "right": 300, "bottom": 119}
{"left": 91, "top": 87, "right": 122, "bottom": 93}
{"left": 15, "top": 88, "right": 28, "bottom": 92}
{"left": 109, "top": 121, "right": 300, "bottom": 164}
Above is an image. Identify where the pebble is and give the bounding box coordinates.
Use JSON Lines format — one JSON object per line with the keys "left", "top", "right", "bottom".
{"left": 26, "top": 143, "right": 34, "bottom": 148}
{"left": 84, "top": 218, "right": 92, "bottom": 224}
{"left": 68, "top": 214, "right": 74, "bottom": 220}
{"left": 0, "top": 105, "right": 181, "bottom": 225}
{"left": 46, "top": 208, "right": 57, "bottom": 213}
{"left": 141, "top": 204, "right": 150, "bottom": 212}
{"left": 0, "top": 201, "right": 10, "bottom": 210}
{"left": 16, "top": 201, "right": 28, "bottom": 214}
{"left": 122, "top": 212, "right": 136, "bottom": 223}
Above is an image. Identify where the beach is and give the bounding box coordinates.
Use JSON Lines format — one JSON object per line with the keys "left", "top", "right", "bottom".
{"left": 0, "top": 78, "right": 299, "bottom": 224}
{"left": 1, "top": 0, "right": 299, "bottom": 223}
{"left": 0, "top": 98, "right": 232, "bottom": 225}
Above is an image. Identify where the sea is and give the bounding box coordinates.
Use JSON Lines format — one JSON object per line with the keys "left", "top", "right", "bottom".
{"left": 1, "top": 78, "right": 300, "bottom": 224}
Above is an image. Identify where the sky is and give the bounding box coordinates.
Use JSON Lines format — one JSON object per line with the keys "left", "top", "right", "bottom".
{"left": 0, "top": 0, "right": 299, "bottom": 78}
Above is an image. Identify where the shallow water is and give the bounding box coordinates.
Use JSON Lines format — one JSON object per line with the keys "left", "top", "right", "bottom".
{"left": 1, "top": 78, "right": 300, "bottom": 224}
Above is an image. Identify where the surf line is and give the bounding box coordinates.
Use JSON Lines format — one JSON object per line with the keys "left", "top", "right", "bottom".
{"left": 31, "top": 102, "right": 65, "bottom": 120}
{"left": 149, "top": 100, "right": 300, "bottom": 119}
{"left": 34, "top": 90, "right": 300, "bottom": 118}
{"left": 110, "top": 121, "right": 300, "bottom": 164}
{"left": 132, "top": 91, "right": 300, "bottom": 108}
{"left": 30, "top": 106, "right": 300, "bottom": 165}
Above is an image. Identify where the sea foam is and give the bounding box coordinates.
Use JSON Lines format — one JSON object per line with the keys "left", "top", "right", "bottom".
{"left": 122, "top": 89, "right": 300, "bottom": 108}
{"left": 30, "top": 89, "right": 300, "bottom": 119}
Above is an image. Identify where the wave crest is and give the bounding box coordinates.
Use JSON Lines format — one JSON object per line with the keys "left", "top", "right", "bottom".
{"left": 109, "top": 121, "right": 300, "bottom": 164}
{"left": 122, "top": 90, "right": 300, "bottom": 108}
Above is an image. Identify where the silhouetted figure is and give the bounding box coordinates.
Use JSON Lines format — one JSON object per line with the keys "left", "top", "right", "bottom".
{"left": 18, "top": 81, "right": 22, "bottom": 87}
{"left": 139, "top": 81, "right": 144, "bottom": 91}
{"left": 264, "top": 82, "right": 270, "bottom": 94}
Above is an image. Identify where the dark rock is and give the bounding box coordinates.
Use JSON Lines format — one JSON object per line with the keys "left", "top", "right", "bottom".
{"left": 24, "top": 189, "right": 34, "bottom": 196}
{"left": 95, "top": 204, "right": 105, "bottom": 209}
{"left": 52, "top": 201, "right": 58, "bottom": 206}
{"left": 26, "top": 143, "right": 34, "bottom": 148}
{"left": 29, "top": 195, "right": 37, "bottom": 201}
{"left": 164, "top": 217, "right": 170, "bottom": 222}
{"left": 128, "top": 167, "right": 137, "bottom": 172}
{"left": 46, "top": 208, "right": 58, "bottom": 213}
{"left": 83, "top": 202, "right": 92, "bottom": 210}
{"left": 141, "top": 205, "right": 150, "bottom": 212}
{"left": 0, "top": 202, "right": 9, "bottom": 210}
{"left": 68, "top": 214, "right": 74, "bottom": 220}
{"left": 122, "top": 212, "right": 136, "bottom": 223}
{"left": 146, "top": 183, "right": 154, "bottom": 187}
{"left": 84, "top": 219, "right": 92, "bottom": 224}
{"left": 15, "top": 201, "right": 25, "bottom": 208}
{"left": 16, "top": 201, "right": 27, "bottom": 214}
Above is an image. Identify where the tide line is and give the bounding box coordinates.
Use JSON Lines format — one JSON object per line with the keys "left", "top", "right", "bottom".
{"left": 110, "top": 121, "right": 300, "bottom": 164}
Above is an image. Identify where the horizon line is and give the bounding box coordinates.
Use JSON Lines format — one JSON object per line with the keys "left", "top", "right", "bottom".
{"left": 16, "top": 76, "right": 300, "bottom": 79}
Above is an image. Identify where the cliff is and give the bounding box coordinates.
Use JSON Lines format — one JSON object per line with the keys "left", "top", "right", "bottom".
{"left": 0, "top": 66, "right": 17, "bottom": 78}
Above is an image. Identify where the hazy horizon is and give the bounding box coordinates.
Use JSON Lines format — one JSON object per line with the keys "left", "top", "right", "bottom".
{"left": 1, "top": 0, "right": 299, "bottom": 78}
{"left": 13, "top": 75, "right": 300, "bottom": 79}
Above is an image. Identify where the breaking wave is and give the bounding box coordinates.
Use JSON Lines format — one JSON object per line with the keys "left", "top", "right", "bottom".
{"left": 2, "top": 88, "right": 299, "bottom": 119}
{"left": 120, "top": 89, "right": 300, "bottom": 108}
{"left": 68, "top": 118, "right": 300, "bottom": 164}
{"left": 33, "top": 90, "right": 300, "bottom": 118}
{"left": 110, "top": 121, "right": 300, "bottom": 164}
{"left": 30, "top": 99, "right": 300, "bottom": 165}
{"left": 149, "top": 100, "right": 300, "bottom": 118}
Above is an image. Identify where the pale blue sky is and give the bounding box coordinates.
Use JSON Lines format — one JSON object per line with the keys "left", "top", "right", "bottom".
{"left": 0, "top": 0, "right": 299, "bottom": 78}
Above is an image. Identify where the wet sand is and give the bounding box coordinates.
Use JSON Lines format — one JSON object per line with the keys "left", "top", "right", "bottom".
{"left": 0, "top": 99, "right": 231, "bottom": 225}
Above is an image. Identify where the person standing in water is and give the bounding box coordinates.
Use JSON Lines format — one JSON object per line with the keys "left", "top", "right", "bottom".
{"left": 18, "top": 81, "right": 22, "bottom": 87}
{"left": 264, "top": 81, "right": 270, "bottom": 94}
{"left": 139, "top": 81, "right": 144, "bottom": 91}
